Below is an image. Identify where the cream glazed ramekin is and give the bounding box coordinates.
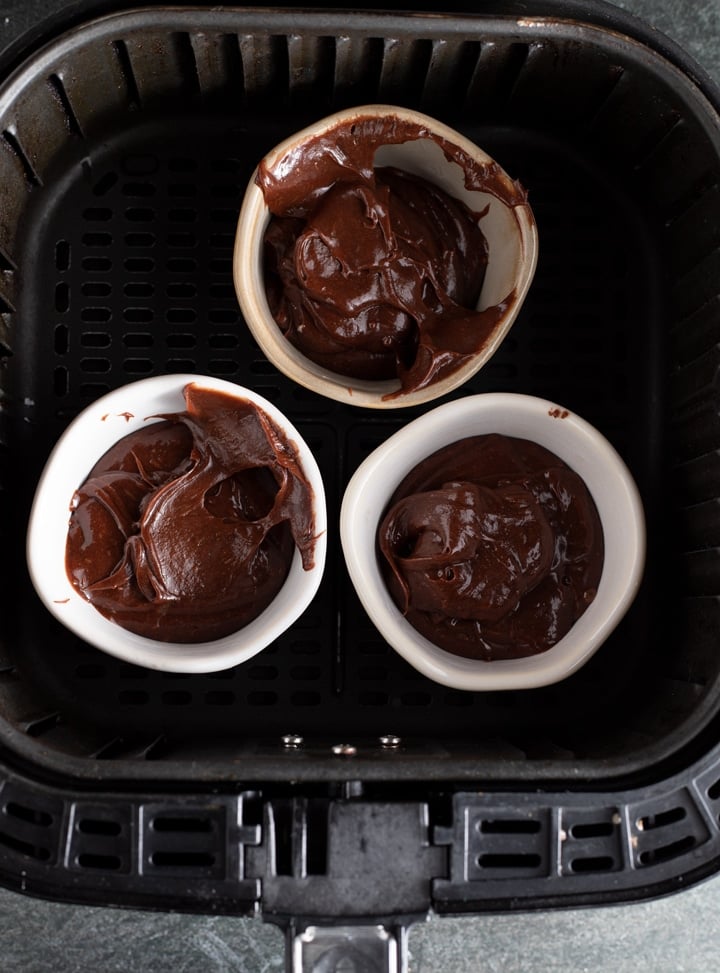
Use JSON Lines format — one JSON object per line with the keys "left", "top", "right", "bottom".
{"left": 234, "top": 104, "right": 538, "bottom": 408}
{"left": 340, "top": 393, "right": 645, "bottom": 690}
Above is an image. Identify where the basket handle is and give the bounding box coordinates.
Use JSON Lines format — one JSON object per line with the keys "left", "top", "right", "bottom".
{"left": 287, "top": 922, "right": 409, "bottom": 973}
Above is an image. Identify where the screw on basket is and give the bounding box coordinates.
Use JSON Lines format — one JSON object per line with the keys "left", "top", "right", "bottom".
{"left": 282, "top": 734, "right": 304, "bottom": 749}
{"left": 379, "top": 734, "right": 401, "bottom": 749}
{"left": 332, "top": 743, "right": 357, "bottom": 757}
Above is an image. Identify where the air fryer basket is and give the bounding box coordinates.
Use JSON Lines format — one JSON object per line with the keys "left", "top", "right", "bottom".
{"left": 2, "top": 0, "right": 720, "bottom": 958}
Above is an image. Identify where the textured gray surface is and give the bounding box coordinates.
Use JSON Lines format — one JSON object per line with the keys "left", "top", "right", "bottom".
{"left": 2, "top": 0, "right": 720, "bottom": 970}
{"left": 410, "top": 881, "right": 720, "bottom": 972}
{"left": 614, "top": 0, "right": 720, "bottom": 84}
{"left": 0, "top": 873, "right": 718, "bottom": 972}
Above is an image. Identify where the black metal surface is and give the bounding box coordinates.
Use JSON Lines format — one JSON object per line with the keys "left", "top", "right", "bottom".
{"left": 0, "top": 0, "right": 719, "bottom": 934}
{"left": 11, "top": 112, "right": 664, "bottom": 766}
{"left": 2, "top": 6, "right": 719, "bottom": 785}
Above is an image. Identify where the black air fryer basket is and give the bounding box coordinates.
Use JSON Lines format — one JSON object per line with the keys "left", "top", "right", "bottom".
{"left": 1, "top": 0, "right": 720, "bottom": 968}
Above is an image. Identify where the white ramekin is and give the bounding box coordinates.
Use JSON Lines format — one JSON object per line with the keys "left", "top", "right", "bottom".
{"left": 26, "top": 374, "right": 327, "bottom": 674}
{"left": 340, "top": 393, "right": 645, "bottom": 690}
{"left": 234, "top": 104, "right": 538, "bottom": 409}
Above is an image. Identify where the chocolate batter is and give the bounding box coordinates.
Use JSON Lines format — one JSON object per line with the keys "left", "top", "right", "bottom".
{"left": 257, "top": 114, "right": 527, "bottom": 395}
{"left": 65, "top": 384, "right": 316, "bottom": 643}
{"left": 379, "top": 434, "right": 604, "bottom": 661}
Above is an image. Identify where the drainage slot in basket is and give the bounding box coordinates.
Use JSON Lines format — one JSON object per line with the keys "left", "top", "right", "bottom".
{"left": 2, "top": 130, "right": 40, "bottom": 186}
{"left": 5, "top": 802, "right": 52, "bottom": 827}
{"left": 152, "top": 816, "right": 212, "bottom": 833}
{"left": 54, "top": 239, "right": 70, "bottom": 270}
{"left": 77, "top": 852, "right": 122, "bottom": 870}
{"left": 83, "top": 207, "right": 112, "bottom": 222}
{"left": 477, "top": 853, "right": 542, "bottom": 869}
{"left": 112, "top": 40, "right": 141, "bottom": 110}
{"left": 569, "top": 855, "right": 615, "bottom": 873}
{"left": 82, "top": 232, "right": 111, "bottom": 247}
{"left": 204, "top": 690, "right": 235, "bottom": 706}
{"left": 54, "top": 282, "right": 69, "bottom": 312}
{"left": 77, "top": 818, "right": 122, "bottom": 836}
{"left": 23, "top": 713, "right": 60, "bottom": 738}
{"left": 480, "top": 819, "right": 541, "bottom": 835}
{"left": 0, "top": 831, "right": 50, "bottom": 860}
{"left": 569, "top": 821, "right": 615, "bottom": 839}
{"left": 118, "top": 690, "right": 149, "bottom": 705}
{"left": 93, "top": 172, "right": 119, "bottom": 196}
{"left": 123, "top": 331, "right": 151, "bottom": 347}
{"left": 151, "top": 851, "right": 215, "bottom": 867}
{"left": 638, "top": 835, "right": 696, "bottom": 865}
{"left": 638, "top": 806, "right": 687, "bottom": 831}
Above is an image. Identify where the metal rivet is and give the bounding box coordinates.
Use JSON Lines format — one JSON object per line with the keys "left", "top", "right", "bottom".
{"left": 332, "top": 743, "right": 357, "bottom": 757}
{"left": 282, "top": 734, "right": 303, "bottom": 749}
{"left": 379, "top": 734, "right": 401, "bottom": 749}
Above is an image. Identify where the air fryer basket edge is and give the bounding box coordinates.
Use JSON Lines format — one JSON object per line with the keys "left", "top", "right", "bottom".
{"left": 1, "top": 4, "right": 720, "bottom": 784}
{"left": 0, "top": 0, "right": 720, "bottom": 926}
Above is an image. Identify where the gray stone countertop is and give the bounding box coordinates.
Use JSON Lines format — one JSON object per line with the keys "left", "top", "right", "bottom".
{"left": 1, "top": 0, "right": 720, "bottom": 969}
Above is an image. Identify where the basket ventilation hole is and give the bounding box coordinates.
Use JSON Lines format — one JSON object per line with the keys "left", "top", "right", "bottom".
{"left": 126, "top": 206, "right": 154, "bottom": 221}
{"left": 205, "top": 690, "right": 235, "bottom": 706}
{"left": 47, "top": 74, "right": 82, "bottom": 136}
{"left": 118, "top": 690, "right": 149, "bottom": 705}
{"left": 638, "top": 806, "right": 686, "bottom": 831}
{"left": 151, "top": 851, "right": 215, "bottom": 867}
{"left": 54, "top": 283, "right": 69, "bottom": 312}
{"left": 5, "top": 802, "right": 52, "bottom": 827}
{"left": 111, "top": 40, "right": 141, "bottom": 109}
{"left": 125, "top": 257, "right": 154, "bottom": 272}
{"left": 54, "top": 324, "right": 68, "bottom": 354}
{"left": 2, "top": 130, "right": 39, "bottom": 186}
{"left": 0, "top": 246, "right": 15, "bottom": 272}
{"left": 83, "top": 256, "right": 111, "bottom": 272}
{"left": 569, "top": 822, "right": 615, "bottom": 839}
{"left": 54, "top": 240, "right": 70, "bottom": 270}
{"left": 77, "top": 819, "right": 122, "bottom": 836}
{"left": 75, "top": 663, "right": 105, "bottom": 679}
{"left": 570, "top": 856, "right": 615, "bottom": 873}
{"left": 54, "top": 366, "right": 68, "bottom": 396}
{"left": 93, "top": 171, "right": 118, "bottom": 196}
{"left": 161, "top": 691, "right": 192, "bottom": 706}
{"left": 24, "top": 713, "right": 60, "bottom": 738}
{"left": 83, "top": 207, "right": 111, "bottom": 221}
{"left": 77, "top": 853, "right": 122, "bottom": 870}
{"left": 152, "top": 816, "right": 212, "bottom": 833}
{"left": 83, "top": 282, "right": 111, "bottom": 298}
{"left": 0, "top": 831, "right": 50, "bottom": 861}
{"left": 477, "top": 853, "right": 542, "bottom": 869}
{"left": 82, "top": 232, "right": 111, "bottom": 247}
{"left": 290, "top": 666, "right": 321, "bottom": 680}
{"left": 479, "top": 819, "right": 541, "bottom": 835}
{"left": 291, "top": 691, "right": 321, "bottom": 707}
{"left": 248, "top": 665, "right": 278, "bottom": 681}
{"left": 400, "top": 691, "right": 432, "bottom": 707}
{"left": 639, "top": 835, "right": 696, "bottom": 865}
{"left": 359, "top": 692, "right": 389, "bottom": 706}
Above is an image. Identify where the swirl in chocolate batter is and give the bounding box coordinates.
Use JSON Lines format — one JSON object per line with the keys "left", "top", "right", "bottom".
{"left": 379, "top": 434, "right": 604, "bottom": 661}
{"left": 257, "top": 114, "right": 527, "bottom": 396}
{"left": 65, "top": 384, "right": 316, "bottom": 643}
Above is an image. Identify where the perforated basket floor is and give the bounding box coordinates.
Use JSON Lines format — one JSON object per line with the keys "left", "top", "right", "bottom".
{"left": 13, "top": 114, "right": 663, "bottom": 763}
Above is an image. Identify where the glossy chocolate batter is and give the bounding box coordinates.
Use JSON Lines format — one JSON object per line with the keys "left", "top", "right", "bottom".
{"left": 65, "top": 384, "right": 316, "bottom": 643}
{"left": 257, "top": 115, "right": 527, "bottom": 395}
{"left": 379, "top": 434, "right": 604, "bottom": 661}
